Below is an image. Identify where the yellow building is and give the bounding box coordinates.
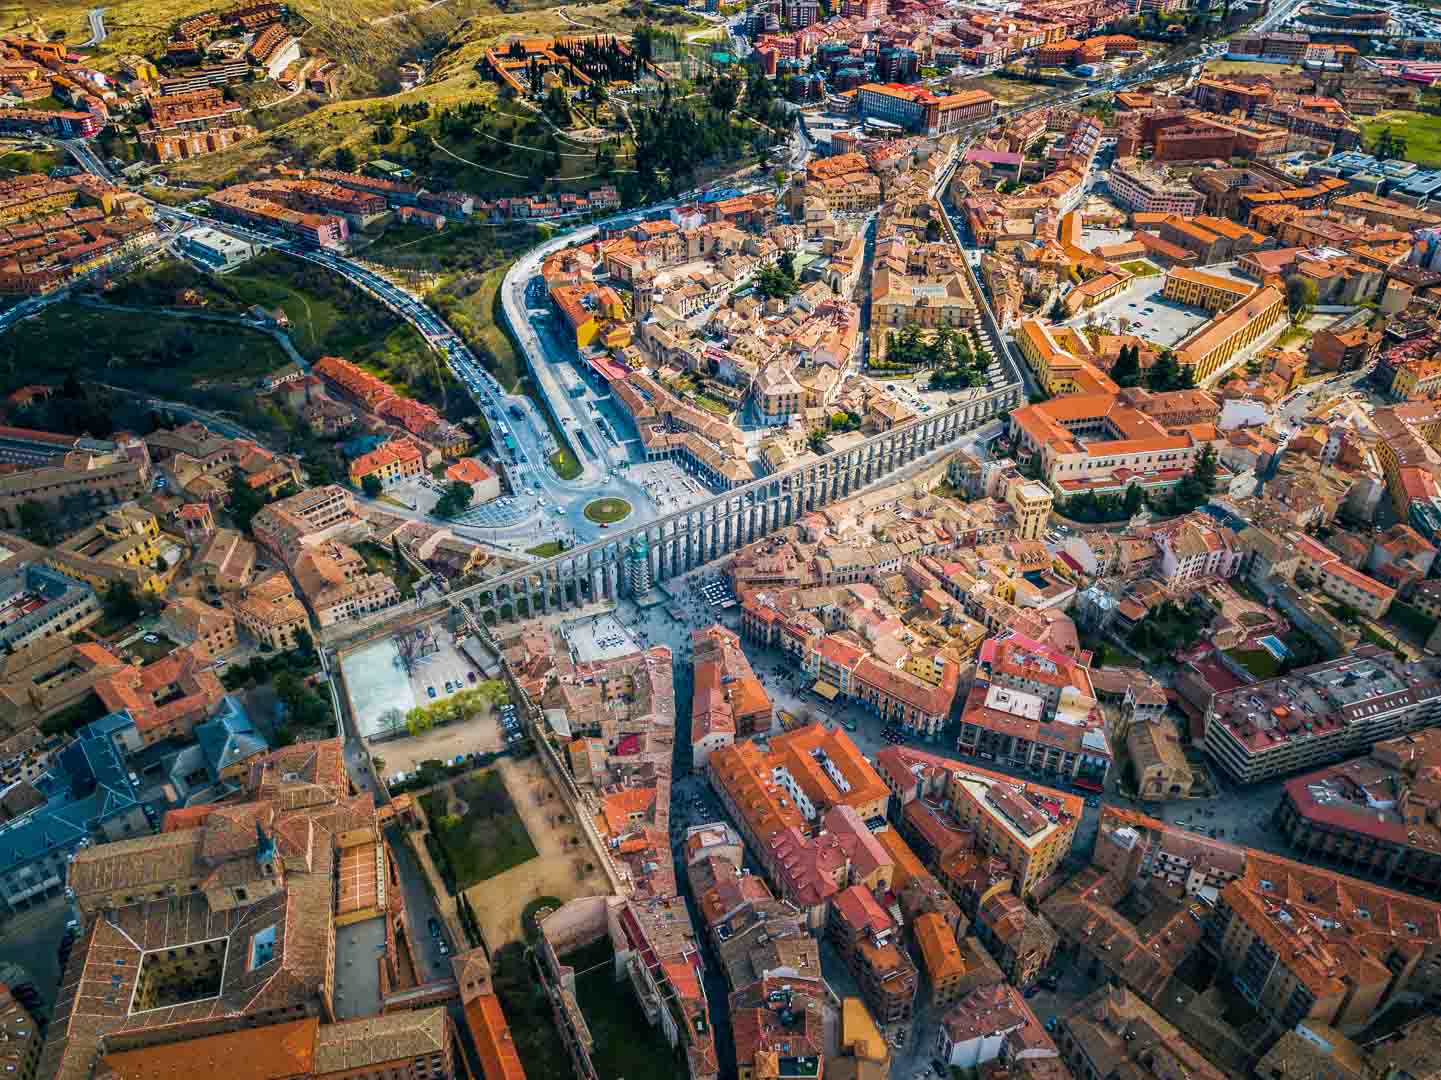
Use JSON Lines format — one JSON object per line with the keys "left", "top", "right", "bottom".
{"left": 347, "top": 438, "right": 424, "bottom": 489}
{"left": 1162, "top": 267, "right": 1254, "bottom": 312}
{"left": 914, "top": 911, "right": 968, "bottom": 1007}
{"left": 1176, "top": 284, "right": 1286, "bottom": 385}
{"left": 944, "top": 767, "right": 1080, "bottom": 894}
{"left": 1004, "top": 476, "right": 1054, "bottom": 542}
{"left": 1391, "top": 357, "right": 1441, "bottom": 401}
{"left": 1015, "top": 318, "right": 1118, "bottom": 397}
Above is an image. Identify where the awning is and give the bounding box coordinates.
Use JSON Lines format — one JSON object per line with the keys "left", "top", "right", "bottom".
{"left": 812, "top": 680, "right": 840, "bottom": 701}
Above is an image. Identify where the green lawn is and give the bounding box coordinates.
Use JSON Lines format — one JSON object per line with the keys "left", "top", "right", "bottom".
{"left": 1387, "top": 601, "right": 1438, "bottom": 640}
{"left": 1225, "top": 646, "right": 1282, "bottom": 680}
{"left": 1120, "top": 260, "right": 1160, "bottom": 277}
{"left": 356, "top": 540, "right": 421, "bottom": 599}
{"left": 423, "top": 771, "right": 537, "bottom": 890}
{"left": 0, "top": 146, "right": 64, "bottom": 175}
{"left": 0, "top": 302, "right": 290, "bottom": 392}
{"left": 584, "top": 498, "right": 632, "bottom": 524}
{"left": 526, "top": 540, "right": 569, "bottom": 557}
{"left": 1362, "top": 111, "right": 1441, "bottom": 167}
{"left": 548, "top": 447, "right": 582, "bottom": 480}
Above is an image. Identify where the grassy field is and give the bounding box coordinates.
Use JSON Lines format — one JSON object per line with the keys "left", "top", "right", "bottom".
{"left": 106, "top": 255, "right": 437, "bottom": 391}
{"left": 1225, "top": 646, "right": 1282, "bottom": 680}
{"left": 1362, "top": 111, "right": 1441, "bottom": 167}
{"left": 356, "top": 540, "right": 421, "bottom": 599}
{"left": 967, "top": 74, "right": 1054, "bottom": 108}
{"left": 0, "top": 302, "right": 290, "bottom": 393}
{"left": 1203, "top": 60, "right": 1302, "bottom": 75}
{"left": 423, "top": 770, "right": 537, "bottom": 890}
{"left": 154, "top": 0, "right": 688, "bottom": 185}
{"left": 0, "top": 143, "right": 63, "bottom": 176}
{"left": 1120, "top": 260, "right": 1161, "bottom": 277}
{"left": 584, "top": 497, "right": 631, "bottom": 523}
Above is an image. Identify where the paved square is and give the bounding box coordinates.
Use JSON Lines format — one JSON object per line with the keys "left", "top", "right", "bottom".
{"left": 561, "top": 612, "right": 639, "bottom": 664}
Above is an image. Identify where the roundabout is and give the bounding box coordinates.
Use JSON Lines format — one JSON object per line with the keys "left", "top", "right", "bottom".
{"left": 583, "top": 497, "right": 633, "bottom": 524}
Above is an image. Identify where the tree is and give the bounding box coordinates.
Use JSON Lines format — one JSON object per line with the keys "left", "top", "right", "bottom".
{"left": 1111, "top": 343, "right": 1142, "bottom": 388}
{"left": 103, "top": 580, "right": 141, "bottom": 624}
{"left": 1145, "top": 350, "right": 1183, "bottom": 392}
{"left": 361, "top": 473, "right": 383, "bottom": 498}
{"left": 1372, "top": 127, "right": 1407, "bottom": 162}
{"left": 1193, "top": 441, "right": 1218, "bottom": 495}
{"left": 227, "top": 470, "right": 265, "bottom": 533}
{"left": 406, "top": 708, "right": 435, "bottom": 737}
{"left": 1285, "top": 274, "right": 1318, "bottom": 324}
{"left": 755, "top": 262, "right": 798, "bottom": 300}
{"left": 434, "top": 480, "right": 475, "bottom": 519}
{"left": 1123, "top": 482, "right": 1144, "bottom": 516}
{"left": 16, "top": 500, "right": 51, "bottom": 545}
{"left": 332, "top": 146, "right": 357, "bottom": 172}
{"left": 380, "top": 707, "right": 406, "bottom": 738}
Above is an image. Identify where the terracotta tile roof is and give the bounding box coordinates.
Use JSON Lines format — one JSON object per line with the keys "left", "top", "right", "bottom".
{"left": 94, "top": 1018, "right": 319, "bottom": 1079}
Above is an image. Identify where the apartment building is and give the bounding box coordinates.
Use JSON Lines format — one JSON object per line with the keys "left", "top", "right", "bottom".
{"left": 692, "top": 624, "right": 773, "bottom": 768}
{"left": 293, "top": 540, "right": 400, "bottom": 627}
{"left": 874, "top": 745, "right": 1081, "bottom": 895}
{"left": 0, "top": 717, "right": 145, "bottom": 917}
{"left": 935, "top": 983, "right": 1060, "bottom": 1072}
{"left": 958, "top": 633, "right": 1112, "bottom": 790}
{"left": 348, "top": 437, "right": 425, "bottom": 489}
{"left": 1290, "top": 532, "right": 1396, "bottom": 619}
{"left": 94, "top": 643, "right": 226, "bottom": 746}
{"left": 1204, "top": 851, "right": 1441, "bottom": 1029}
{"left": 1057, "top": 986, "right": 1226, "bottom": 1080}
{"left": 974, "top": 890, "right": 1056, "bottom": 988}
{"left": 1203, "top": 646, "right": 1441, "bottom": 784}
{"left": 1107, "top": 158, "right": 1204, "bottom": 216}
{"left": 224, "top": 570, "right": 310, "bottom": 651}
{"left": 1275, "top": 729, "right": 1441, "bottom": 892}
{"left": 828, "top": 884, "right": 919, "bottom": 1028}
{"left": 251, "top": 484, "right": 364, "bottom": 563}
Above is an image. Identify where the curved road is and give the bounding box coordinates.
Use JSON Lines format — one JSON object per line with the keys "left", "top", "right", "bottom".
{"left": 42, "top": 19, "right": 1269, "bottom": 544}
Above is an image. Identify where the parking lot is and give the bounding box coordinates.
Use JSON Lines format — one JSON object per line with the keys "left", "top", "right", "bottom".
{"left": 1063, "top": 273, "right": 1212, "bottom": 347}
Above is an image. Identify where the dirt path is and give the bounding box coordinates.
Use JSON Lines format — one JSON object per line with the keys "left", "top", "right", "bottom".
{"left": 463, "top": 755, "right": 605, "bottom": 949}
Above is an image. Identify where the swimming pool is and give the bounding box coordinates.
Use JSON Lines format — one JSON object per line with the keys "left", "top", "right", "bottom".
{"left": 1257, "top": 634, "right": 1291, "bottom": 661}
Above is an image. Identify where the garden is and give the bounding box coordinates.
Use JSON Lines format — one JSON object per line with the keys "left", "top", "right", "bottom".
{"left": 422, "top": 770, "right": 538, "bottom": 891}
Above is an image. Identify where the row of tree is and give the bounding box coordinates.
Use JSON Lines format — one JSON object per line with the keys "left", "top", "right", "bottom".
{"left": 382, "top": 680, "right": 510, "bottom": 737}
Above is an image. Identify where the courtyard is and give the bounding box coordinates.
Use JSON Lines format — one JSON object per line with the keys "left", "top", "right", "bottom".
{"left": 422, "top": 769, "right": 538, "bottom": 890}
{"left": 463, "top": 755, "right": 608, "bottom": 948}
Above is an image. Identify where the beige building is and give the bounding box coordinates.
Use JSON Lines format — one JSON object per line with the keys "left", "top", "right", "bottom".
{"left": 292, "top": 541, "right": 400, "bottom": 627}
{"left": 225, "top": 570, "right": 310, "bottom": 651}
{"left": 1003, "top": 478, "right": 1053, "bottom": 543}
